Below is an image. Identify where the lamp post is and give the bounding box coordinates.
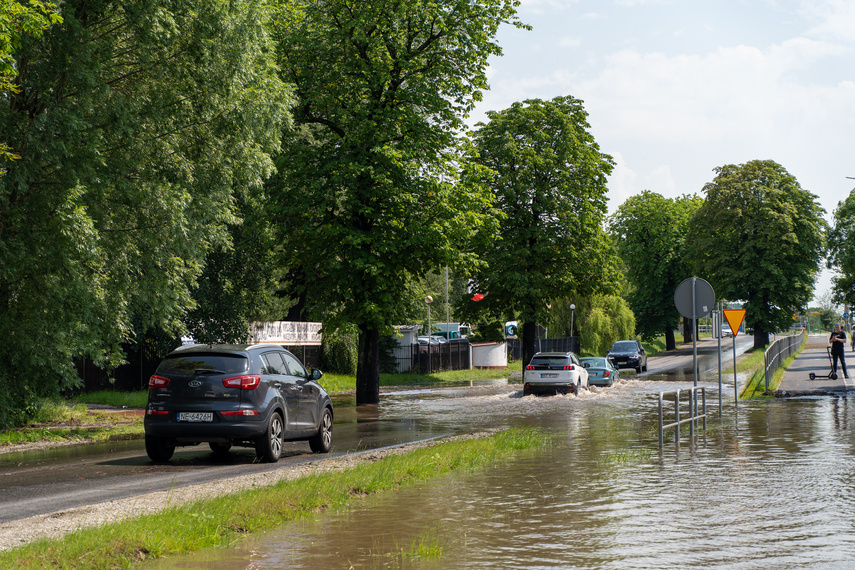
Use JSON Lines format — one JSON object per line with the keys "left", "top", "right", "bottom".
{"left": 425, "top": 296, "right": 433, "bottom": 371}
{"left": 570, "top": 303, "right": 576, "bottom": 353}
{"left": 570, "top": 303, "right": 576, "bottom": 336}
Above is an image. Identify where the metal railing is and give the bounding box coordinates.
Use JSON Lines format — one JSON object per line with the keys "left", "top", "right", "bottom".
{"left": 658, "top": 387, "right": 708, "bottom": 448}
{"left": 764, "top": 331, "right": 805, "bottom": 391}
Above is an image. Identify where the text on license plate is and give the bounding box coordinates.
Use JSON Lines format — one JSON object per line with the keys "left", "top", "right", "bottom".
{"left": 541, "top": 373, "right": 558, "bottom": 378}
{"left": 177, "top": 412, "right": 213, "bottom": 422}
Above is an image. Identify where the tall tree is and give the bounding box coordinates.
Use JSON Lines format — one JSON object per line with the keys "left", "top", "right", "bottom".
{"left": 0, "top": 0, "right": 61, "bottom": 166}
{"left": 686, "top": 160, "right": 826, "bottom": 349}
{"left": 609, "top": 191, "right": 701, "bottom": 350}
{"left": 271, "top": 0, "right": 524, "bottom": 404}
{"left": 827, "top": 187, "right": 855, "bottom": 309}
{"left": 461, "top": 96, "right": 618, "bottom": 367}
{"left": 0, "top": 0, "right": 289, "bottom": 426}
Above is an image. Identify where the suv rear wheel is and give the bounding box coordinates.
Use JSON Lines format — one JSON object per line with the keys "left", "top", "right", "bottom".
{"left": 146, "top": 435, "right": 175, "bottom": 463}
{"left": 255, "top": 412, "right": 284, "bottom": 463}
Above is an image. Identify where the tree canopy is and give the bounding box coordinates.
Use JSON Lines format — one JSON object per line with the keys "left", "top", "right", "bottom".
{"left": 270, "top": 0, "right": 524, "bottom": 404}
{"left": 609, "top": 191, "right": 701, "bottom": 350}
{"left": 685, "top": 160, "right": 826, "bottom": 349}
{"left": 0, "top": 0, "right": 289, "bottom": 426}
{"left": 461, "top": 96, "right": 618, "bottom": 366}
{"left": 827, "top": 187, "right": 855, "bottom": 308}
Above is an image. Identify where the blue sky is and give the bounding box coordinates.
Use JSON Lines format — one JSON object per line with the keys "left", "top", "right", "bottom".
{"left": 471, "top": 0, "right": 855, "bottom": 303}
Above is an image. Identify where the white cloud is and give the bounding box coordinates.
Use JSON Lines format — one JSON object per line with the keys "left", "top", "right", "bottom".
{"left": 801, "top": 0, "right": 855, "bottom": 43}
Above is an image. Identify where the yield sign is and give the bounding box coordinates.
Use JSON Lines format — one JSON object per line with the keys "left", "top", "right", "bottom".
{"left": 723, "top": 309, "right": 747, "bottom": 336}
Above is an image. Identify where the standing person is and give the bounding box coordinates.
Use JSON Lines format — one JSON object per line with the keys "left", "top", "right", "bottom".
{"left": 829, "top": 324, "right": 849, "bottom": 379}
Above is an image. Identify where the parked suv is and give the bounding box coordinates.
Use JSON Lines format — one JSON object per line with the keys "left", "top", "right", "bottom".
{"left": 607, "top": 340, "right": 647, "bottom": 373}
{"left": 143, "top": 344, "right": 333, "bottom": 463}
{"left": 523, "top": 351, "right": 589, "bottom": 396}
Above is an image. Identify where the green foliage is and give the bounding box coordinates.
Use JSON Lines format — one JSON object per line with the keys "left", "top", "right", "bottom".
{"left": 0, "top": 0, "right": 62, "bottom": 167}
{"left": 575, "top": 295, "right": 636, "bottom": 356}
{"left": 0, "top": 0, "right": 290, "bottom": 427}
{"left": 185, "top": 191, "right": 287, "bottom": 344}
{"left": 270, "top": 0, "right": 524, "bottom": 402}
{"left": 827, "top": 188, "right": 855, "bottom": 307}
{"left": 322, "top": 327, "right": 359, "bottom": 375}
{"left": 685, "top": 160, "right": 827, "bottom": 349}
{"left": 461, "top": 96, "right": 619, "bottom": 365}
{"left": 609, "top": 191, "right": 702, "bottom": 348}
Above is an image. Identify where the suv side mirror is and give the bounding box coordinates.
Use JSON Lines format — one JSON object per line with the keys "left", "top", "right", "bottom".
{"left": 311, "top": 368, "right": 323, "bottom": 381}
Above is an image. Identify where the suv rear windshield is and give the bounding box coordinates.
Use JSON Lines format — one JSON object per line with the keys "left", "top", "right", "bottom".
{"left": 156, "top": 353, "right": 249, "bottom": 374}
{"left": 530, "top": 356, "right": 571, "bottom": 366}
{"left": 610, "top": 342, "right": 638, "bottom": 352}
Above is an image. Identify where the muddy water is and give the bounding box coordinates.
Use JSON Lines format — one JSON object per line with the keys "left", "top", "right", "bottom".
{"left": 151, "top": 373, "right": 855, "bottom": 569}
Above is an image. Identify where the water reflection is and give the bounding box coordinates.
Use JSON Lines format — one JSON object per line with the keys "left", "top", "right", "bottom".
{"left": 149, "top": 381, "right": 855, "bottom": 569}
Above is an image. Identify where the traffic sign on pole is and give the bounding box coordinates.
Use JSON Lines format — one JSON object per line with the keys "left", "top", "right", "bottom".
{"left": 723, "top": 309, "right": 746, "bottom": 336}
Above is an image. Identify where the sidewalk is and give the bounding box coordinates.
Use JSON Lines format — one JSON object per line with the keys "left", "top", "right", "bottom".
{"left": 777, "top": 334, "right": 855, "bottom": 393}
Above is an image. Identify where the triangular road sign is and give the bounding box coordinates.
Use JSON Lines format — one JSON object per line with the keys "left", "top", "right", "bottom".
{"left": 723, "top": 309, "right": 747, "bottom": 336}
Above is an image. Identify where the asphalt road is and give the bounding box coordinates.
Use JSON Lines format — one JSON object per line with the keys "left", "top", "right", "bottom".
{"left": 0, "top": 334, "right": 755, "bottom": 525}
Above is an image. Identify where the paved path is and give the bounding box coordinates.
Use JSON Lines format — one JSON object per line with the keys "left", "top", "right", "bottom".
{"left": 778, "top": 334, "right": 855, "bottom": 393}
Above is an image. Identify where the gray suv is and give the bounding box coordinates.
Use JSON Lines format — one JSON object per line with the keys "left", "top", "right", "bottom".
{"left": 607, "top": 340, "right": 648, "bottom": 373}
{"left": 144, "top": 344, "right": 333, "bottom": 463}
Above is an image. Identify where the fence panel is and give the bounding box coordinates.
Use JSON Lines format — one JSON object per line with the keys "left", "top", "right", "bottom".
{"left": 764, "top": 332, "right": 805, "bottom": 391}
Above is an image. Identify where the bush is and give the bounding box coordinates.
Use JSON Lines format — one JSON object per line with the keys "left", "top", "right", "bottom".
{"left": 321, "top": 327, "right": 358, "bottom": 375}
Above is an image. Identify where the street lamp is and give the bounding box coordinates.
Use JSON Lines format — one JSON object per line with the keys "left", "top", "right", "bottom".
{"left": 425, "top": 296, "right": 433, "bottom": 370}
{"left": 425, "top": 295, "right": 433, "bottom": 337}
{"left": 570, "top": 304, "right": 576, "bottom": 337}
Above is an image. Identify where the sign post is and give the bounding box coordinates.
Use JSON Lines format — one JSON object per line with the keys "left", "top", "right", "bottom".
{"left": 723, "top": 309, "right": 747, "bottom": 407}
{"left": 674, "top": 277, "right": 715, "bottom": 387}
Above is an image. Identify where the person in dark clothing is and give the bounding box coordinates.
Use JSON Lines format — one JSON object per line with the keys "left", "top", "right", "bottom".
{"left": 829, "top": 324, "right": 849, "bottom": 379}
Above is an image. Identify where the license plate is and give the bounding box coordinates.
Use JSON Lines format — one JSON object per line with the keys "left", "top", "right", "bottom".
{"left": 177, "top": 412, "right": 213, "bottom": 422}
{"left": 541, "top": 373, "right": 558, "bottom": 378}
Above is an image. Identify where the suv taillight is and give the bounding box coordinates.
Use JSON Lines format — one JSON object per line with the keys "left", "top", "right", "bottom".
{"left": 222, "top": 375, "right": 261, "bottom": 389}
{"left": 149, "top": 375, "right": 170, "bottom": 388}
{"left": 526, "top": 365, "right": 534, "bottom": 370}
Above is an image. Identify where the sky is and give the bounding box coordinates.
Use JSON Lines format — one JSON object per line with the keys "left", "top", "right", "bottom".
{"left": 470, "top": 0, "right": 855, "bottom": 304}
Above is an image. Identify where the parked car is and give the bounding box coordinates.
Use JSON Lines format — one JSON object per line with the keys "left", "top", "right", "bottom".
{"left": 523, "top": 351, "right": 589, "bottom": 396}
{"left": 580, "top": 356, "right": 620, "bottom": 387}
{"left": 607, "top": 340, "right": 648, "bottom": 373}
{"left": 143, "top": 344, "right": 333, "bottom": 463}
{"left": 720, "top": 325, "right": 734, "bottom": 338}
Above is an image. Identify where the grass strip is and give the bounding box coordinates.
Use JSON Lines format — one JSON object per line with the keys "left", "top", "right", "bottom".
{"left": 740, "top": 337, "right": 807, "bottom": 399}
{"left": 0, "top": 428, "right": 550, "bottom": 569}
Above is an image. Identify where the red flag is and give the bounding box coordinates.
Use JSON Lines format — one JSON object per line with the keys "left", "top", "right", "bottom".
{"left": 471, "top": 293, "right": 484, "bottom": 301}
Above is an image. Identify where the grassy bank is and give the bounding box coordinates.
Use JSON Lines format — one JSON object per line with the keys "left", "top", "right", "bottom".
{"left": 2, "top": 367, "right": 519, "bottom": 447}
{"left": 0, "top": 428, "right": 550, "bottom": 569}
{"left": 740, "top": 336, "right": 807, "bottom": 399}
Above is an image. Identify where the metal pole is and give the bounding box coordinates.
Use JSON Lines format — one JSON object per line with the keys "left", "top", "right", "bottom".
{"left": 733, "top": 334, "right": 738, "bottom": 408}
{"left": 717, "top": 305, "right": 722, "bottom": 417}
{"left": 692, "top": 278, "right": 698, "bottom": 387}
{"left": 658, "top": 393, "right": 664, "bottom": 449}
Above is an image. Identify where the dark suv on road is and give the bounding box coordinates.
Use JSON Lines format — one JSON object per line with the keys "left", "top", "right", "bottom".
{"left": 143, "top": 344, "right": 333, "bottom": 463}
{"left": 607, "top": 340, "right": 648, "bottom": 373}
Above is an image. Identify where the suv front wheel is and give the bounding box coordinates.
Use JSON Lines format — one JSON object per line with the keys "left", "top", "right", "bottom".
{"left": 255, "top": 412, "right": 284, "bottom": 463}
{"left": 309, "top": 407, "right": 333, "bottom": 453}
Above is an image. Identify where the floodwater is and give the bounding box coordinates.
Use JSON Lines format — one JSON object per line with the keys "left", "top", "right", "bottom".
{"left": 149, "top": 370, "right": 855, "bottom": 569}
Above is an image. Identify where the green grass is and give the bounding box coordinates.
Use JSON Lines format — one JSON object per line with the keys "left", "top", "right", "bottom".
{"left": 0, "top": 428, "right": 551, "bottom": 569}
{"left": 740, "top": 337, "right": 807, "bottom": 399}
{"left": 70, "top": 390, "right": 148, "bottom": 409}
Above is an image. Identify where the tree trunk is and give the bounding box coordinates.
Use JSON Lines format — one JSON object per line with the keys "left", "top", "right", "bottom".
{"left": 753, "top": 327, "right": 769, "bottom": 350}
{"left": 522, "top": 321, "right": 538, "bottom": 368}
{"left": 355, "top": 325, "right": 380, "bottom": 405}
{"left": 682, "top": 318, "right": 693, "bottom": 343}
{"left": 665, "top": 327, "right": 676, "bottom": 351}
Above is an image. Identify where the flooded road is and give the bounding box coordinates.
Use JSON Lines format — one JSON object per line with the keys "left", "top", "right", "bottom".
{"left": 151, "top": 365, "right": 855, "bottom": 569}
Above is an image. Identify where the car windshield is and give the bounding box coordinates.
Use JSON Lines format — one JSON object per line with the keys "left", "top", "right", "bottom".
{"left": 157, "top": 353, "right": 248, "bottom": 374}
{"left": 611, "top": 342, "right": 637, "bottom": 352}
{"left": 581, "top": 358, "right": 607, "bottom": 368}
{"left": 530, "top": 356, "right": 571, "bottom": 366}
